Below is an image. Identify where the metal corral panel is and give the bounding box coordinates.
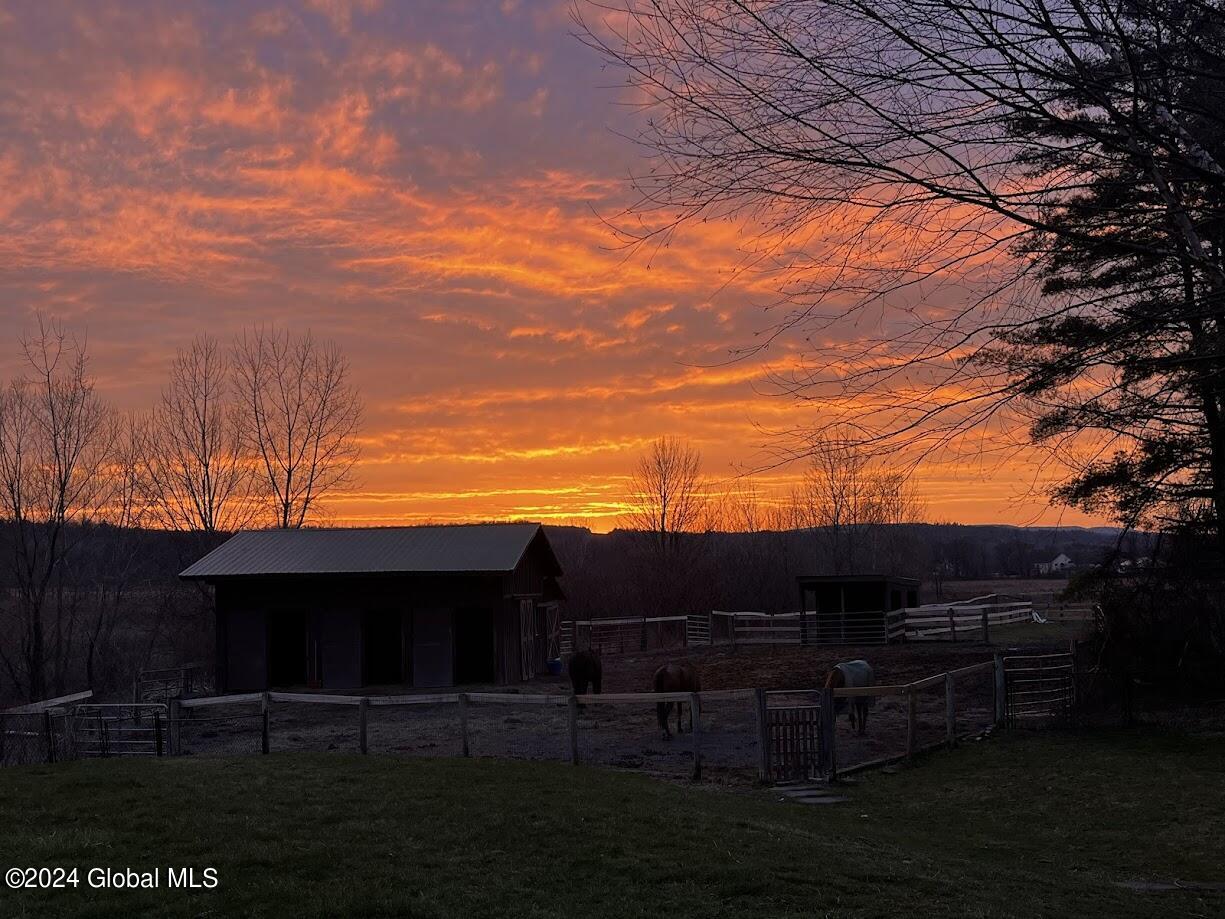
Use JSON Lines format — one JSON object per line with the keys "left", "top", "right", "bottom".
{"left": 180, "top": 523, "right": 560, "bottom": 579}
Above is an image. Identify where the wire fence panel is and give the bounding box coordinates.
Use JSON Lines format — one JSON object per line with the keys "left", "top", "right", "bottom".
{"left": 691, "top": 693, "right": 760, "bottom": 782}
{"left": 465, "top": 697, "right": 569, "bottom": 763}
{"left": 0, "top": 713, "right": 62, "bottom": 766}
{"left": 576, "top": 699, "right": 693, "bottom": 779}
{"left": 367, "top": 701, "right": 463, "bottom": 758}
{"left": 568, "top": 617, "right": 690, "bottom": 656}
{"left": 268, "top": 700, "right": 366, "bottom": 755}
{"left": 174, "top": 702, "right": 266, "bottom": 758}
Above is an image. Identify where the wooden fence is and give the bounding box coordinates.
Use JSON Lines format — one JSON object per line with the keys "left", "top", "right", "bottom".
{"left": 560, "top": 597, "right": 1043, "bottom": 659}
{"left": 166, "top": 658, "right": 1009, "bottom": 783}
{"left": 3, "top": 650, "right": 1072, "bottom": 778}
{"left": 902, "top": 599, "right": 1034, "bottom": 641}
{"left": 135, "top": 663, "right": 212, "bottom": 706}
{"left": 562, "top": 615, "right": 693, "bottom": 656}
{"left": 709, "top": 600, "right": 1032, "bottom": 647}
{"left": 177, "top": 687, "right": 757, "bottom": 780}
{"left": 1, "top": 690, "right": 94, "bottom": 766}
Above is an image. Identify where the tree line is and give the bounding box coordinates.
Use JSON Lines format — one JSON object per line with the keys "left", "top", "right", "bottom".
{"left": 0, "top": 318, "right": 362, "bottom": 701}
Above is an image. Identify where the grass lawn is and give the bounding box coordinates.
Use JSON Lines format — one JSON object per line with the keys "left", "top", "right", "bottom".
{"left": 1, "top": 729, "right": 1222, "bottom": 918}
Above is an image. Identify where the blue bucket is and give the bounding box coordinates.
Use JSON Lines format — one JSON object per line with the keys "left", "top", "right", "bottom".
{"left": 546, "top": 658, "right": 563, "bottom": 676}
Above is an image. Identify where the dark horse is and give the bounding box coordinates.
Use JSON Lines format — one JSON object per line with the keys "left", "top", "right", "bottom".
{"left": 654, "top": 661, "right": 700, "bottom": 739}
{"left": 569, "top": 649, "right": 602, "bottom": 696}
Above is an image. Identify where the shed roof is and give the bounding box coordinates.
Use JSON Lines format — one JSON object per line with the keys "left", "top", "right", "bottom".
{"left": 179, "top": 523, "right": 560, "bottom": 580}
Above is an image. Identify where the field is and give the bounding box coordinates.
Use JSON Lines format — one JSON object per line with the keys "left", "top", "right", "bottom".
{"left": 938, "top": 578, "right": 1071, "bottom": 600}
{"left": 1, "top": 728, "right": 1222, "bottom": 918}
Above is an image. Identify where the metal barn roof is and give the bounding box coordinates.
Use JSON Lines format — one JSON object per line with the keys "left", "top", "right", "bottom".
{"left": 179, "top": 523, "right": 558, "bottom": 580}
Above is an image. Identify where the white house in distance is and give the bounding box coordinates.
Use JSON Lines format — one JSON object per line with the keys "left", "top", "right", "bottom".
{"left": 1036, "top": 553, "right": 1074, "bottom": 575}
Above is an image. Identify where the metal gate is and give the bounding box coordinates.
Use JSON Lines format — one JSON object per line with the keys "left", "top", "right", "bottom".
{"left": 72, "top": 704, "right": 168, "bottom": 757}
{"left": 766, "top": 705, "right": 825, "bottom": 781}
{"left": 1003, "top": 653, "right": 1074, "bottom": 725}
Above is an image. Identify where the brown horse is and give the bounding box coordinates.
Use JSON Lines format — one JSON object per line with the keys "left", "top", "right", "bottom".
{"left": 654, "top": 661, "right": 700, "bottom": 739}
{"left": 823, "top": 659, "right": 875, "bottom": 735}
{"left": 569, "top": 649, "right": 602, "bottom": 696}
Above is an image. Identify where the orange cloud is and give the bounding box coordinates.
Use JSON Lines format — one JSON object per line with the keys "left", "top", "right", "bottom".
{"left": 0, "top": 2, "right": 1111, "bottom": 534}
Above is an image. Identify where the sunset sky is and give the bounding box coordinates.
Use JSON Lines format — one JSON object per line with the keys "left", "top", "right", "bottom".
{"left": 0, "top": 0, "right": 1106, "bottom": 531}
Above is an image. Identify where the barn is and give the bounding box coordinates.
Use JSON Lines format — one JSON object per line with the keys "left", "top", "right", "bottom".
{"left": 798, "top": 574, "right": 920, "bottom": 645}
{"left": 179, "top": 523, "right": 563, "bottom": 692}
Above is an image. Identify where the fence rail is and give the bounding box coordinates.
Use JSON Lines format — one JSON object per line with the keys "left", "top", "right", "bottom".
{"left": 560, "top": 598, "right": 1042, "bottom": 658}
{"left": 135, "top": 663, "right": 212, "bottom": 707}
{"left": 2, "top": 648, "right": 1071, "bottom": 779}
{"left": 146, "top": 657, "right": 1010, "bottom": 782}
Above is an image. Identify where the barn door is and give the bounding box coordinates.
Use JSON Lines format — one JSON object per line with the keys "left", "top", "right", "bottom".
{"left": 519, "top": 599, "right": 536, "bottom": 681}
{"left": 543, "top": 603, "right": 560, "bottom": 661}
{"left": 412, "top": 609, "right": 454, "bottom": 688}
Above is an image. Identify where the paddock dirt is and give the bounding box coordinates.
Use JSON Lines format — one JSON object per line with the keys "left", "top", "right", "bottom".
{"left": 172, "top": 629, "right": 1076, "bottom": 785}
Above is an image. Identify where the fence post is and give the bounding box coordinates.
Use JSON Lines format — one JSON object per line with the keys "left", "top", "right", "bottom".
{"left": 905, "top": 688, "right": 917, "bottom": 762}
{"left": 567, "top": 694, "right": 579, "bottom": 766}
{"left": 358, "top": 698, "right": 368, "bottom": 754}
{"left": 155, "top": 712, "right": 164, "bottom": 757}
{"left": 820, "top": 686, "right": 837, "bottom": 782}
{"left": 1068, "top": 639, "right": 1078, "bottom": 725}
{"left": 97, "top": 710, "right": 107, "bottom": 758}
{"left": 169, "top": 699, "right": 181, "bottom": 756}
{"left": 754, "top": 688, "right": 769, "bottom": 783}
{"left": 690, "top": 692, "right": 702, "bottom": 782}
{"left": 708, "top": 610, "right": 714, "bottom": 646}
{"left": 948, "top": 608, "right": 956, "bottom": 642}
{"left": 993, "top": 654, "right": 1006, "bottom": 726}
{"left": 640, "top": 615, "right": 647, "bottom": 651}
{"left": 731, "top": 613, "right": 738, "bottom": 651}
{"left": 981, "top": 609, "right": 990, "bottom": 644}
{"left": 261, "top": 691, "right": 270, "bottom": 755}
{"left": 44, "top": 711, "right": 56, "bottom": 764}
{"left": 945, "top": 673, "right": 955, "bottom": 747}
{"left": 459, "top": 693, "right": 470, "bottom": 757}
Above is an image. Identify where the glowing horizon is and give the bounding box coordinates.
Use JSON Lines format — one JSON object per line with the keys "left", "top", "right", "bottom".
{"left": 0, "top": 1, "right": 1109, "bottom": 534}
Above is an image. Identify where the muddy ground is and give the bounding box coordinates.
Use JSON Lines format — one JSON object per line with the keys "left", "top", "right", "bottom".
{"left": 171, "top": 631, "right": 1075, "bottom": 782}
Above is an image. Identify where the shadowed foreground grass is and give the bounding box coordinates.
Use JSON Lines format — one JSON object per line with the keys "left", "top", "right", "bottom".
{"left": 1, "top": 729, "right": 1222, "bottom": 918}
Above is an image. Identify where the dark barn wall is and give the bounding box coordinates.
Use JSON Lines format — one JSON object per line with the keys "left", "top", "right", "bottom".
{"left": 214, "top": 574, "right": 519, "bottom": 691}
{"left": 217, "top": 602, "right": 267, "bottom": 692}
{"left": 317, "top": 608, "right": 362, "bottom": 689}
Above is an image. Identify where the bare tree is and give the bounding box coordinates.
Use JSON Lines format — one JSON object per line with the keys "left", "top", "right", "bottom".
{"left": 620, "top": 436, "right": 711, "bottom": 615}
{"left": 232, "top": 328, "right": 363, "bottom": 529}
{"left": 623, "top": 436, "right": 707, "bottom": 554}
{"left": 0, "top": 319, "right": 116, "bottom": 700}
{"left": 67, "top": 415, "right": 149, "bottom": 690}
{"left": 580, "top": 0, "right": 1225, "bottom": 549}
{"left": 141, "top": 335, "right": 254, "bottom": 534}
{"left": 789, "top": 435, "right": 925, "bottom": 573}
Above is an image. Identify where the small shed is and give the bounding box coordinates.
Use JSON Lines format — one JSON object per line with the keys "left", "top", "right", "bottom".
{"left": 180, "top": 523, "right": 563, "bottom": 692}
{"left": 797, "top": 574, "right": 920, "bottom": 645}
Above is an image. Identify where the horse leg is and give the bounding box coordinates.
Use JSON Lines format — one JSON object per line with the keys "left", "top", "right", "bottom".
{"left": 657, "top": 701, "right": 671, "bottom": 740}
{"left": 677, "top": 703, "right": 685, "bottom": 735}
{"left": 859, "top": 704, "right": 868, "bottom": 735}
